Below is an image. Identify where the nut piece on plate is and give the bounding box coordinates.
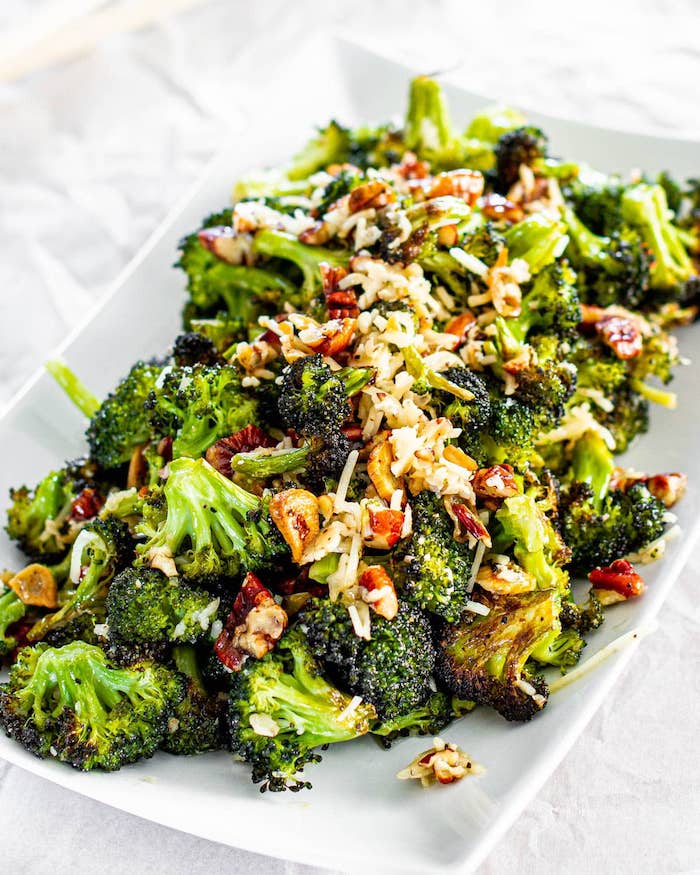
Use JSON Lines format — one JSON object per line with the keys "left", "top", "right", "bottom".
{"left": 397, "top": 737, "right": 484, "bottom": 787}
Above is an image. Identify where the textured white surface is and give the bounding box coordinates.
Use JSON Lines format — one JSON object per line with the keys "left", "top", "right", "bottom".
{"left": 1, "top": 1, "right": 700, "bottom": 873}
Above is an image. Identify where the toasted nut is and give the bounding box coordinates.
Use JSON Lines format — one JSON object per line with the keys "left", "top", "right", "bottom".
{"left": 214, "top": 572, "right": 287, "bottom": 671}
{"left": 8, "top": 563, "right": 58, "bottom": 608}
{"left": 479, "top": 192, "right": 525, "bottom": 223}
{"left": 69, "top": 487, "right": 103, "bottom": 521}
{"left": 645, "top": 473, "right": 687, "bottom": 507}
{"left": 362, "top": 503, "right": 405, "bottom": 550}
{"left": 444, "top": 311, "right": 476, "bottom": 343}
{"left": 487, "top": 247, "right": 525, "bottom": 318}
{"left": 197, "top": 225, "right": 247, "bottom": 264}
{"left": 424, "top": 170, "right": 484, "bottom": 205}
{"left": 367, "top": 439, "right": 405, "bottom": 504}
{"left": 348, "top": 180, "right": 395, "bottom": 213}
{"left": 595, "top": 314, "right": 643, "bottom": 359}
{"left": 297, "top": 317, "right": 357, "bottom": 357}
{"left": 397, "top": 737, "right": 483, "bottom": 787}
{"left": 476, "top": 558, "right": 536, "bottom": 595}
{"left": 589, "top": 559, "right": 644, "bottom": 600}
{"left": 472, "top": 465, "right": 518, "bottom": 500}
{"left": 358, "top": 565, "right": 399, "bottom": 620}
{"left": 580, "top": 303, "right": 608, "bottom": 324}
{"left": 269, "top": 489, "right": 320, "bottom": 564}
{"left": 126, "top": 444, "right": 148, "bottom": 489}
{"left": 437, "top": 224, "right": 459, "bottom": 247}
{"left": 449, "top": 501, "right": 492, "bottom": 547}
{"left": 396, "top": 151, "right": 431, "bottom": 180}
{"left": 299, "top": 220, "right": 332, "bottom": 245}
{"left": 443, "top": 444, "right": 478, "bottom": 470}
{"left": 205, "top": 425, "right": 275, "bottom": 478}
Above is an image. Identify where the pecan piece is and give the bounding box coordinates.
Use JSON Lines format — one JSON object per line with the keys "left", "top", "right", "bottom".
{"left": 450, "top": 502, "right": 492, "bottom": 547}
{"left": 479, "top": 192, "right": 524, "bottom": 223}
{"left": 297, "top": 317, "right": 357, "bottom": 357}
{"left": 595, "top": 314, "right": 643, "bottom": 359}
{"left": 645, "top": 473, "right": 687, "bottom": 508}
{"left": 205, "top": 425, "right": 274, "bottom": 478}
{"left": 214, "top": 572, "right": 288, "bottom": 671}
{"left": 471, "top": 465, "right": 518, "bottom": 501}
{"left": 397, "top": 738, "right": 483, "bottom": 787}
{"left": 69, "top": 487, "right": 103, "bottom": 521}
{"left": 321, "top": 262, "right": 359, "bottom": 319}
{"left": 299, "top": 221, "right": 332, "bottom": 245}
{"left": 269, "top": 489, "right": 320, "bottom": 564}
{"left": 589, "top": 558, "right": 645, "bottom": 604}
{"left": 197, "top": 225, "right": 245, "bottom": 264}
{"left": 424, "top": 170, "right": 484, "bottom": 205}
{"left": 444, "top": 311, "right": 476, "bottom": 343}
{"left": 348, "top": 179, "right": 395, "bottom": 213}
{"left": 358, "top": 566, "right": 399, "bottom": 620}
{"left": 362, "top": 503, "right": 405, "bottom": 550}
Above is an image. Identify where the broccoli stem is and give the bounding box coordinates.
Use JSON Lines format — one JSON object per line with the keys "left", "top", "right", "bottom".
{"left": 403, "top": 346, "right": 475, "bottom": 400}
{"left": 172, "top": 644, "right": 206, "bottom": 690}
{"left": 46, "top": 360, "right": 100, "bottom": 418}
{"left": 570, "top": 431, "right": 615, "bottom": 510}
{"left": 230, "top": 446, "right": 311, "bottom": 478}
{"left": 504, "top": 214, "right": 569, "bottom": 274}
{"left": 629, "top": 378, "right": 677, "bottom": 409}
{"left": 252, "top": 230, "right": 348, "bottom": 298}
{"left": 404, "top": 76, "right": 453, "bottom": 154}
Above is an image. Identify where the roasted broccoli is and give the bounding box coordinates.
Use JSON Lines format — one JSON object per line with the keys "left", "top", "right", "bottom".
{"left": 371, "top": 691, "right": 475, "bottom": 748}
{"left": 391, "top": 490, "right": 474, "bottom": 621}
{"left": 300, "top": 598, "right": 435, "bottom": 720}
{"left": 504, "top": 213, "right": 569, "bottom": 274}
{"left": 508, "top": 262, "right": 581, "bottom": 344}
{"left": 228, "top": 628, "right": 376, "bottom": 791}
{"left": 0, "top": 641, "right": 184, "bottom": 770}
{"left": 494, "top": 126, "right": 548, "bottom": 193}
{"left": 435, "top": 589, "right": 560, "bottom": 721}
{"left": 136, "top": 457, "right": 287, "bottom": 584}
{"left": 6, "top": 468, "right": 79, "bottom": 560}
{"left": 0, "top": 588, "right": 26, "bottom": 657}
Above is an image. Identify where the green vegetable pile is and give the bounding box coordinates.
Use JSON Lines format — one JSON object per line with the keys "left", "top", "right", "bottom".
{"left": 1, "top": 76, "right": 696, "bottom": 790}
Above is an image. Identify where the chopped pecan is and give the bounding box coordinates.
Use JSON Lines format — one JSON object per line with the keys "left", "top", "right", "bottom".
{"left": 397, "top": 738, "right": 483, "bottom": 786}
{"left": 197, "top": 225, "right": 245, "bottom": 264}
{"left": 69, "top": 487, "right": 103, "bottom": 521}
{"left": 476, "top": 558, "right": 536, "bottom": 595}
{"left": 362, "top": 503, "right": 405, "bottom": 550}
{"left": 157, "top": 436, "right": 174, "bottom": 464}
{"left": 472, "top": 465, "right": 518, "bottom": 501}
{"left": 8, "top": 563, "right": 58, "bottom": 608}
{"left": 367, "top": 438, "right": 405, "bottom": 504}
{"left": 214, "top": 572, "right": 288, "bottom": 671}
{"left": 450, "top": 501, "right": 492, "bottom": 547}
{"left": 589, "top": 559, "right": 645, "bottom": 603}
{"left": 396, "top": 151, "right": 431, "bottom": 180}
{"left": 437, "top": 224, "right": 459, "bottom": 247}
{"left": 444, "top": 311, "right": 477, "bottom": 344}
{"left": 321, "top": 262, "right": 359, "bottom": 319}
{"left": 297, "top": 316, "right": 357, "bottom": 357}
{"left": 126, "top": 444, "right": 148, "bottom": 489}
{"left": 358, "top": 565, "right": 399, "bottom": 620}
{"left": 205, "top": 425, "right": 274, "bottom": 478}
{"left": 424, "top": 170, "right": 484, "bottom": 205}
{"left": 595, "top": 314, "right": 643, "bottom": 359}
{"left": 299, "top": 221, "right": 332, "bottom": 245}
{"left": 348, "top": 179, "right": 396, "bottom": 213}
{"left": 269, "top": 489, "right": 320, "bottom": 564}
{"left": 645, "top": 473, "right": 687, "bottom": 508}
{"left": 479, "top": 192, "right": 524, "bottom": 223}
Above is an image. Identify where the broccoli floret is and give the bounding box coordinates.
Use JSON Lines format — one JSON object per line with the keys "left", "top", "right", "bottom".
{"left": 43, "top": 609, "right": 103, "bottom": 648}
{"left": 563, "top": 206, "right": 652, "bottom": 308}
{"left": 0, "top": 589, "right": 26, "bottom": 657}
{"left": 371, "top": 691, "right": 475, "bottom": 748}
{"left": 493, "top": 492, "right": 571, "bottom": 592}
{"left": 597, "top": 383, "right": 650, "bottom": 453}
{"left": 493, "top": 126, "right": 548, "bottom": 193}
{"left": 6, "top": 469, "right": 77, "bottom": 561}
{"left": 136, "top": 457, "right": 287, "bottom": 585}
{"left": 420, "top": 220, "right": 506, "bottom": 296}
{"left": 621, "top": 183, "right": 695, "bottom": 291}
{"left": 433, "top": 367, "right": 491, "bottom": 437}
{"left": 251, "top": 229, "right": 348, "bottom": 312}
{"left": 564, "top": 178, "right": 626, "bottom": 236}
{"left": 560, "top": 431, "right": 666, "bottom": 571}
{"left": 435, "top": 589, "right": 560, "bottom": 721}
{"left": 508, "top": 262, "right": 581, "bottom": 344}
{"left": 86, "top": 360, "right": 165, "bottom": 470}
{"left": 178, "top": 211, "right": 296, "bottom": 329}
{"left": 161, "top": 644, "right": 225, "bottom": 755}
{"left": 145, "top": 363, "right": 259, "bottom": 461}
{"left": 286, "top": 121, "right": 351, "bottom": 180}
{"left": 227, "top": 628, "right": 376, "bottom": 791}
{"left": 529, "top": 627, "right": 585, "bottom": 670}
{"left": 300, "top": 599, "right": 435, "bottom": 720}
{"left": 171, "top": 332, "right": 222, "bottom": 367}
{"left": 106, "top": 567, "right": 220, "bottom": 663}
{"left": 503, "top": 214, "right": 569, "bottom": 274}
{"left": 403, "top": 75, "right": 458, "bottom": 167}
{"left": 28, "top": 518, "right": 134, "bottom": 643}
{"left": 313, "top": 167, "right": 365, "bottom": 217}
{"left": 0, "top": 641, "right": 184, "bottom": 770}
{"left": 560, "top": 589, "right": 605, "bottom": 633}
{"left": 391, "top": 491, "right": 475, "bottom": 622}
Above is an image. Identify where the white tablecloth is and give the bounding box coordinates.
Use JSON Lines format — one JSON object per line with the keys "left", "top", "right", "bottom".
{"left": 1, "top": 2, "right": 699, "bottom": 872}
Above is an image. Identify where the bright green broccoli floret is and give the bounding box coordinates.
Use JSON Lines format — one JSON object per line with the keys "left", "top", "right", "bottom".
{"left": 286, "top": 121, "right": 351, "bottom": 180}
{"left": 28, "top": 518, "right": 134, "bottom": 643}
{"left": 161, "top": 644, "right": 224, "bottom": 756}
{"left": 391, "top": 490, "right": 474, "bottom": 622}
{"left": 136, "top": 457, "right": 287, "bottom": 585}
{"left": 0, "top": 589, "right": 26, "bottom": 657}
{"left": 508, "top": 262, "right": 581, "bottom": 344}
{"left": 86, "top": 360, "right": 165, "bottom": 470}
{"left": 371, "top": 691, "right": 475, "bottom": 748}
{"left": 227, "top": 628, "right": 376, "bottom": 791}
{"left": 435, "top": 589, "right": 560, "bottom": 721}
{"left": 145, "top": 363, "right": 259, "bottom": 460}
{"left": 503, "top": 214, "right": 569, "bottom": 274}
{"left": 6, "top": 469, "right": 77, "bottom": 560}
{"left": 560, "top": 431, "right": 666, "bottom": 571}
{"left": 493, "top": 492, "right": 571, "bottom": 592}
{"left": 0, "top": 641, "right": 184, "bottom": 770}
{"left": 106, "top": 567, "right": 219, "bottom": 663}
{"left": 300, "top": 599, "right": 435, "bottom": 720}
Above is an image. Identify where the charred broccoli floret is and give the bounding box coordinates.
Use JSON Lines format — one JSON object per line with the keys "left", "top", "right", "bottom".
{"left": 371, "top": 691, "right": 475, "bottom": 748}
{"left": 136, "top": 457, "right": 287, "bottom": 585}
{"left": 106, "top": 567, "right": 220, "bottom": 663}
{"left": 171, "top": 332, "right": 222, "bottom": 367}
{"left": 391, "top": 490, "right": 474, "bottom": 621}
{"left": 6, "top": 468, "right": 81, "bottom": 561}
{"left": 560, "top": 589, "right": 605, "bottom": 633}
{"left": 0, "top": 641, "right": 184, "bottom": 770}
{"left": 507, "top": 262, "right": 581, "bottom": 344}
{"left": 227, "top": 628, "right": 376, "bottom": 791}
{"left": 145, "top": 363, "right": 259, "bottom": 460}
{"left": 494, "top": 126, "right": 548, "bottom": 193}
{"left": 435, "top": 589, "right": 560, "bottom": 721}
{"left": 86, "top": 360, "right": 165, "bottom": 470}
{"left": 287, "top": 121, "right": 351, "bottom": 180}
{"left": 300, "top": 598, "right": 435, "bottom": 720}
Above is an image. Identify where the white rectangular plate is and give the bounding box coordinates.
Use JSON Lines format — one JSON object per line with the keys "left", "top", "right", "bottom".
{"left": 1, "top": 36, "right": 699, "bottom": 875}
